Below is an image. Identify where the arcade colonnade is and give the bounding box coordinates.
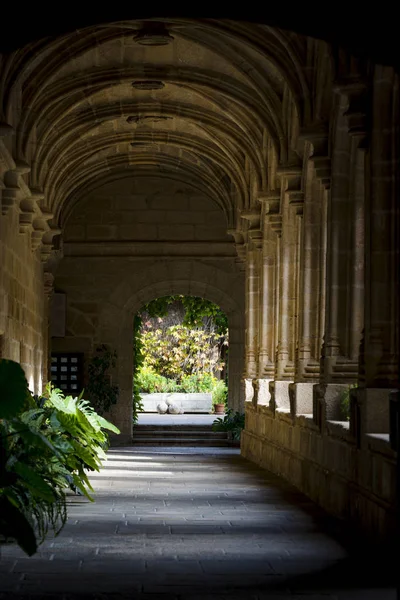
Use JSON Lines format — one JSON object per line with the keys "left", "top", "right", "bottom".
{"left": 0, "top": 19, "right": 398, "bottom": 543}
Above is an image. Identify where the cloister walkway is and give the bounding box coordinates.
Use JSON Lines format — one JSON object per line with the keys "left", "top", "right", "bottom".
{"left": 0, "top": 447, "right": 396, "bottom": 599}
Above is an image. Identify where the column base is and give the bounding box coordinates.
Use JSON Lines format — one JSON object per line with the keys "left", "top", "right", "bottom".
{"left": 269, "top": 380, "right": 291, "bottom": 413}
{"left": 313, "top": 383, "right": 349, "bottom": 429}
{"left": 256, "top": 378, "right": 272, "bottom": 405}
{"left": 244, "top": 378, "right": 255, "bottom": 403}
{"left": 289, "top": 382, "right": 314, "bottom": 418}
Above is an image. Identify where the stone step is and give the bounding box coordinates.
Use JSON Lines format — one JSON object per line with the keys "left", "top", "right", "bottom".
{"left": 130, "top": 436, "right": 230, "bottom": 447}
{"left": 133, "top": 429, "right": 227, "bottom": 439}
{"left": 134, "top": 424, "right": 217, "bottom": 432}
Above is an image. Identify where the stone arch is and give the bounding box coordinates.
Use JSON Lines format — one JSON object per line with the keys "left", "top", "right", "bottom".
{"left": 97, "top": 260, "right": 245, "bottom": 441}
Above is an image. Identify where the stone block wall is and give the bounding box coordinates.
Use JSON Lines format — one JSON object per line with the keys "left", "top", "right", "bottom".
{"left": 52, "top": 176, "right": 245, "bottom": 441}
{"left": 0, "top": 206, "right": 46, "bottom": 392}
{"left": 242, "top": 403, "right": 397, "bottom": 544}
{"left": 64, "top": 178, "right": 231, "bottom": 243}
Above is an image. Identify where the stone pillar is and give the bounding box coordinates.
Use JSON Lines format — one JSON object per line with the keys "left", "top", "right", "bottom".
{"left": 271, "top": 167, "right": 302, "bottom": 411}
{"left": 292, "top": 129, "right": 331, "bottom": 417}
{"left": 349, "top": 140, "right": 365, "bottom": 361}
{"left": 350, "top": 66, "right": 400, "bottom": 439}
{"left": 43, "top": 271, "right": 55, "bottom": 390}
{"left": 365, "top": 65, "right": 399, "bottom": 389}
{"left": 241, "top": 208, "right": 262, "bottom": 385}
{"left": 256, "top": 193, "right": 280, "bottom": 406}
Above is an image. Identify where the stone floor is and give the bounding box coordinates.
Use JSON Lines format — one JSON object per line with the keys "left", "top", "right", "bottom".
{"left": 137, "top": 414, "right": 219, "bottom": 426}
{"left": 0, "top": 447, "right": 397, "bottom": 600}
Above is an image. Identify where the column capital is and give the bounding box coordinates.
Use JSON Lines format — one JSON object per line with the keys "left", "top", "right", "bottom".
{"left": 334, "top": 78, "right": 369, "bottom": 147}
{"left": 241, "top": 207, "right": 263, "bottom": 249}
{"left": 298, "top": 124, "right": 331, "bottom": 189}
{"left": 258, "top": 191, "right": 280, "bottom": 215}
{"left": 277, "top": 165, "right": 304, "bottom": 214}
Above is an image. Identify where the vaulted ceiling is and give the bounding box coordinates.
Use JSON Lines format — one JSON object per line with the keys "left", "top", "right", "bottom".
{"left": 1, "top": 18, "right": 328, "bottom": 232}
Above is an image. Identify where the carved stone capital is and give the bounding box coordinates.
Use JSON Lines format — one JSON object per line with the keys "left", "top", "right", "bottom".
{"left": 258, "top": 191, "right": 280, "bottom": 215}
{"left": 299, "top": 125, "right": 331, "bottom": 189}
{"left": 241, "top": 207, "right": 263, "bottom": 249}
{"left": 334, "top": 79, "right": 369, "bottom": 147}
{"left": 266, "top": 214, "right": 282, "bottom": 237}
{"left": 276, "top": 165, "right": 304, "bottom": 212}
{"left": 240, "top": 207, "right": 261, "bottom": 230}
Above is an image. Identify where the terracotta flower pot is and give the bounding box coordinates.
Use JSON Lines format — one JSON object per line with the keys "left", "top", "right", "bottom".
{"left": 214, "top": 403, "right": 225, "bottom": 414}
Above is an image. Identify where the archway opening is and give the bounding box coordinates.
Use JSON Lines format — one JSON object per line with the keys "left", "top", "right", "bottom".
{"left": 132, "top": 295, "right": 235, "bottom": 439}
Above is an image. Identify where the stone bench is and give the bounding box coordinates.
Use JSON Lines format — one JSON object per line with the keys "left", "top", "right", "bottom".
{"left": 140, "top": 392, "right": 212, "bottom": 413}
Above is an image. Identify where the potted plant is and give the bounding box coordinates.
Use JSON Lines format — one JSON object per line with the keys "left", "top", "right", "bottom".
{"left": 212, "top": 409, "right": 245, "bottom": 446}
{"left": 212, "top": 379, "right": 227, "bottom": 414}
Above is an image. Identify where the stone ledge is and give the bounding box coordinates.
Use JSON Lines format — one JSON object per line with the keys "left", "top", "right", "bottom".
{"left": 242, "top": 428, "right": 396, "bottom": 526}
{"left": 295, "top": 413, "right": 319, "bottom": 431}
{"left": 326, "top": 419, "right": 354, "bottom": 443}
{"left": 366, "top": 433, "right": 396, "bottom": 460}
{"left": 276, "top": 408, "right": 293, "bottom": 424}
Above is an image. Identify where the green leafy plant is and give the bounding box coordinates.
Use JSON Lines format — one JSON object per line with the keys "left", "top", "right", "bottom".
{"left": 86, "top": 345, "right": 119, "bottom": 415}
{"left": 42, "top": 384, "right": 120, "bottom": 500}
{"left": 1, "top": 361, "right": 67, "bottom": 556}
{"left": 212, "top": 409, "right": 245, "bottom": 440}
{"left": 0, "top": 359, "right": 120, "bottom": 556}
{"left": 180, "top": 373, "right": 217, "bottom": 393}
{"left": 133, "top": 296, "right": 229, "bottom": 420}
{"left": 340, "top": 383, "right": 357, "bottom": 421}
{"left": 211, "top": 379, "right": 228, "bottom": 406}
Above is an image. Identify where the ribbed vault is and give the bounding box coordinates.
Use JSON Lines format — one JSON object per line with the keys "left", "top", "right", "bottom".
{"left": 0, "top": 17, "right": 325, "bottom": 245}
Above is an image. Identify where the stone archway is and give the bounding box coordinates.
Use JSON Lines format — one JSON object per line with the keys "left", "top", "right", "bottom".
{"left": 97, "top": 260, "right": 245, "bottom": 442}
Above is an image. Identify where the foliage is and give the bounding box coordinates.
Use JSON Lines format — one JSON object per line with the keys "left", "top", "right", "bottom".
{"left": 140, "top": 325, "right": 225, "bottom": 380}
{"left": 180, "top": 373, "right": 217, "bottom": 393}
{"left": 133, "top": 296, "right": 229, "bottom": 420}
{"left": 212, "top": 409, "right": 245, "bottom": 440}
{"left": 86, "top": 344, "right": 119, "bottom": 415}
{"left": 340, "top": 383, "right": 357, "bottom": 421}
{"left": 133, "top": 315, "right": 145, "bottom": 425}
{"left": 136, "top": 366, "right": 217, "bottom": 394}
{"left": 42, "top": 384, "right": 119, "bottom": 500}
{"left": 211, "top": 379, "right": 228, "bottom": 406}
{"left": 0, "top": 359, "right": 119, "bottom": 556}
{"left": 180, "top": 296, "right": 228, "bottom": 335}
{"left": 140, "top": 295, "right": 228, "bottom": 336}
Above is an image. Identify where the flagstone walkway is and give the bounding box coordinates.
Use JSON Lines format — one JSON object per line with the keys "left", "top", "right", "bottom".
{"left": 0, "top": 447, "right": 397, "bottom": 599}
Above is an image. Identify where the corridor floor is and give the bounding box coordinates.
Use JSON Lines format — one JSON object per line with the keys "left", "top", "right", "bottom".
{"left": 0, "top": 447, "right": 397, "bottom": 600}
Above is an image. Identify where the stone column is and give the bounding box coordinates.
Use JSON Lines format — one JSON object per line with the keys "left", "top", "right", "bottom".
{"left": 271, "top": 167, "right": 303, "bottom": 411}
{"left": 42, "top": 271, "right": 55, "bottom": 390}
{"left": 292, "top": 130, "right": 331, "bottom": 417}
{"left": 349, "top": 140, "right": 365, "bottom": 361}
{"left": 353, "top": 66, "right": 400, "bottom": 439}
{"left": 241, "top": 209, "right": 262, "bottom": 392}
{"left": 257, "top": 192, "right": 280, "bottom": 406}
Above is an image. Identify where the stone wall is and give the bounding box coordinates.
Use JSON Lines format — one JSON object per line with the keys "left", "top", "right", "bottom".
{"left": 64, "top": 177, "right": 231, "bottom": 244}
{"left": 52, "top": 176, "right": 245, "bottom": 441}
{"left": 0, "top": 205, "right": 46, "bottom": 392}
{"left": 242, "top": 403, "right": 397, "bottom": 543}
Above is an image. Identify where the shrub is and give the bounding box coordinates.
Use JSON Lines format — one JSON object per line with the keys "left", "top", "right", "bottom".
{"left": 340, "top": 383, "right": 357, "bottom": 421}
{"left": 212, "top": 409, "right": 245, "bottom": 440}
{"left": 180, "top": 373, "right": 217, "bottom": 393}
{"left": 212, "top": 379, "right": 228, "bottom": 406}
{"left": 135, "top": 367, "right": 218, "bottom": 394}
{"left": 0, "top": 359, "right": 119, "bottom": 556}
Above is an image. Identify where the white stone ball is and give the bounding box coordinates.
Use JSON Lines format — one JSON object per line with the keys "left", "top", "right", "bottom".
{"left": 157, "top": 402, "right": 168, "bottom": 414}
{"left": 168, "top": 403, "right": 181, "bottom": 414}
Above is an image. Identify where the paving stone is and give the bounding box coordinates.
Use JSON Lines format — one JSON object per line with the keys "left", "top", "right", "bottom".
{"left": 0, "top": 447, "right": 396, "bottom": 598}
